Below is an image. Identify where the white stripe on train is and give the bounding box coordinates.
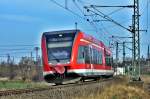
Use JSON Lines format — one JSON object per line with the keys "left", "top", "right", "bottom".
{"left": 43, "top": 69, "right": 114, "bottom": 76}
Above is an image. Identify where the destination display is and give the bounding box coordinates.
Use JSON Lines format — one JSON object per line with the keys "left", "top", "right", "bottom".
{"left": 48, "top": 37, "right": 73, "bottom": 42}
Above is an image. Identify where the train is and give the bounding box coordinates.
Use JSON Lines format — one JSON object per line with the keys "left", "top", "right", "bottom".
{"left": 41, "top": 29, "right": 114, "bottom": 84}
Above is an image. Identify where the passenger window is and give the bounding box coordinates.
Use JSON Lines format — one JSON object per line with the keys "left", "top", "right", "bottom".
{"left": 93, "top": 49, "right": 103, "bottom": 64}
{"left": 98, "top": 51, "right": 103, "bottom": 64}
{"left": 105, "top": 54, "right": 112, "bottom": 66}
{"left": 77, "top": 46, "right": 85, "bottom": 64}
{"left": 84, "top": 46, "right": 90, "bottom": 64}
{"left": 77, "top": 45, "right": 103, "bottom": 65}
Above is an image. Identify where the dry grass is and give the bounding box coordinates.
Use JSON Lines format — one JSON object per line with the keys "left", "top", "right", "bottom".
{"left": 100, "top": 84, "right": 149, "bottom": 99}
{"left": 74, "top": 75, "right": 150, "bottom": 99}
{"left": 74, "top": 84, "right": 150, "bottom": 99}
{"left": 141, "top": 75, "right": 150, "bottom": 83}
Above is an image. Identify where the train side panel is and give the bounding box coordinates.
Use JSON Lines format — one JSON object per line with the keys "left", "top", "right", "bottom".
{"left": 68, "top": 32, "right": 114, "bottom": 77}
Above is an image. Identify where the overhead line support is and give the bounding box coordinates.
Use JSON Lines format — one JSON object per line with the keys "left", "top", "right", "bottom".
{"left": 84, "top": 5, "right": 134, "bottom": 8}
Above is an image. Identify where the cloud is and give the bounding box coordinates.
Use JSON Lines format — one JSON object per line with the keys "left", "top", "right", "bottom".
{"left": 0, "top": 14, "right": 44, "bottom": 23}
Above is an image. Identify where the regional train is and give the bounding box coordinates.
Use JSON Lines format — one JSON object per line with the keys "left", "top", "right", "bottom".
{"left": 41, "top": 30, "right": 114, "bottom": 84}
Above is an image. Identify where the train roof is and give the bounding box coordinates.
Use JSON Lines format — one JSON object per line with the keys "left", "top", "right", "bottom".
{"left": 80, "top": 32, "right": 111, "bottom": 53}
{"left": 43, "top": 29, "right": 80, "bottom": 35}
{"left": 42, "top": 29, "right": 111, "bottom": 53}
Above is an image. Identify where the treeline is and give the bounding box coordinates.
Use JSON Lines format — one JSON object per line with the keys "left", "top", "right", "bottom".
{"left": 0, "top": 57, "right": 43, "bottom": 82}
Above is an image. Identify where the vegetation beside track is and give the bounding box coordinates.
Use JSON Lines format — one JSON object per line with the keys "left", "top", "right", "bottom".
{"left": 75, "top": 84, "right": 150, "bottom": 99}
{"left": 0, "top": 80, "right": 48, "bottom": 90}
{"left": 0, "top": 76, "right": 149, "bottom": 99}
{"left": 74, "top": 75, "right": 150, "bottom": 99}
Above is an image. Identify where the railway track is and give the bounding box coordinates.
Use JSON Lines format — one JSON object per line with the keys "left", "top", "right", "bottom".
{"left": 0, "top": 77, "right": 115, "bottom": 97}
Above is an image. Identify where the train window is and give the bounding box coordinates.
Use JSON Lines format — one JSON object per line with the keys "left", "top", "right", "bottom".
{"left": 92, "top": 48, "right": 103, "bottom": 65}
{"left": 46, "top": 33, "right": 75, "bottom": 64}
{"left": 98, "top": 51, "right": 103, "bottom": 64}
{"left": 105, "top": 54, "right": 112, "bottom": 66}
{"left": 84, "top": 46, "right": 91, "bottom": 64}
{"left": 93, "top": 49, "right": 97, "bottom": 64}
{"left": 77, "top": 46, "right": 103, "bottom": 65}
{"left": 77, "top": 45, "right": 90, "bottom": 64}
{"left": 77, "top": 46, "right": 85, "bottom": 64}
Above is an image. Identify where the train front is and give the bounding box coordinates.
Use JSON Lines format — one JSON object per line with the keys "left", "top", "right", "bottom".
{"left": 41, "top": 30, "right": 77, "bottom": 84}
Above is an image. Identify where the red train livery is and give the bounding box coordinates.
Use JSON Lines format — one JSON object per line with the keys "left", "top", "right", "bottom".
{"left": 41, "top": 30, "right": 114, "bottom": 84}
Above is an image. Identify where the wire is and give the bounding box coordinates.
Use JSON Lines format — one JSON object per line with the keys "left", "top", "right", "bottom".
{"left": 0, "top": 48, "right": 33, "bottom": 51}
{"left": 87, "top": 13, "right": 110, "bottom": 42}
{"left": 78, "top": 0, "right": 91, "bottom": 4}
{"left": 94, "top": 7, "right": 131, "bottom": 32}
{"left": 108, "top": 7, "right": 125, "bottom": 16}
{"left": 0, "top": 44, "right": 39, "bottom": 47}
{"left": 51, "top": 0, "right": 109, "bottom": 42}
{"left": 50, "top": 0, "right": 86, "bottom": 20}
{"left": 75, "top": 1, "right": 100, "bottom": 35}
{"left": 50, "top": 0, "right": 100, "bottom": 35}
{"left": 73, "top": 0, "right": 85, "bottom": 15}
{"left": 73, "top": 1, "right": 99, "bottom": 31}
{"left": 73, "top": 0, "right": 111, "bottom": 42}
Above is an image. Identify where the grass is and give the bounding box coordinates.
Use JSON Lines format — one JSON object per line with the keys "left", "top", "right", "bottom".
{"left": 74, "top": 84, "right": 150, "bottom": 99}
{"left": 141, "top": 75, "right": 150, "bottom": 83}
{"left": 0, "top": 80, "right": 48, "bottom": 90}
{"left": 99, "top": 84, "right": 149, "bottom": 99}
{"left": 74, "top": 75, "right": 150, "bottom": 99}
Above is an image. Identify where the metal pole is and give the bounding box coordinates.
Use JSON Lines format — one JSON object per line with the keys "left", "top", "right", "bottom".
{"left": 75, "top": 22, "right": 77, "bottom": 30}
{"left": 34, "top": 47, "right": 39, "bottom": 63}
{"left": 34, "top": 47, "right": 40, "bottom": 81}
{"left": 116, "top": 42, "right": 119, "bottom": 75}
{"left": 132, "top": 0, "right": 141, "bottom": 81}
{"left": 148, "top": 45, "right": 150, "bottom": 67}
{"left": 123, "top": 42, "right": 125, "bottom": 65}
{"left": 148, "top": 45, "right": 149, "bottom": 59}
{"left": 7, "top": 54, "right": 10, "bottom": 65}
{"left": 123, "top": 42, "right": 126, "bottom": 74}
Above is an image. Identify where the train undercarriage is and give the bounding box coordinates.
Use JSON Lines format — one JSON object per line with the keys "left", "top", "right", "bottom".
{"left": 44, "top": 72, "right": 113, "bottom": 85}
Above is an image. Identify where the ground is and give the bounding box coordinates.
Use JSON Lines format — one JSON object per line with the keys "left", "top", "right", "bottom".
{"left": 74, "top": 75, "right": 150, "bottom": 99}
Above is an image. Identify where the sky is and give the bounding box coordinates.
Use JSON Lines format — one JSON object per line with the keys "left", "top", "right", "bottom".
{"left": 0, "top": 0, "right": 149, "bottom": 62}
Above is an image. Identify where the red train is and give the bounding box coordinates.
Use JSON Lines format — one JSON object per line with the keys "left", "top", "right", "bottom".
{"left": 41, "top": 30, "right": 114, "bottom": 84}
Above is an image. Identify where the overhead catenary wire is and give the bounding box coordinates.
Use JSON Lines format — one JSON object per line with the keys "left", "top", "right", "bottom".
{"left": 50, "top": 0, "right": 97, "bottom": 34}
{"left": 50, "top": 0, "right": 86, "bottom": 20}
{"left": 50, "top": 0, "right": 109, "bottom": 42}
{"left": 73, "top": 0, "right": 112, "bottom": 41}
{"left": 0, "top": 48, "right": 34, "bottom": 51}
{"left": 50, "top": 0, "right": 132, "bottom": 44}
{"left": 49, "top": 0, "right": 136, "bottom": 60}
{"left": 73, "top": 0, "right": 85, "bottom": 15}
{"left": 0, "top": 44, "right": 39, "bottom": 47}
{"left": 107, "top": 7, "right": 125, "bottom": 16}
{"left": 87, "top": 12, "right": 110, "bottom": 42}
{"left": 77, "top": 0, "right": 91, "bottom": 5}
{"left": 78, "top": 0, "right": 133, "bottom": 44}
{"left": 86, "top": 6, "right": 132, "bottom": 33}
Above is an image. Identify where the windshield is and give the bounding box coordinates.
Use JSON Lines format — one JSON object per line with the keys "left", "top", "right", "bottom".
{"left": 46, "top": 33, "right": 75, "bottom": 64}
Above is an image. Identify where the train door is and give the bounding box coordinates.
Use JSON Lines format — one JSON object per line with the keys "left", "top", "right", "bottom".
{"left": 89, "top": 45, "right": 94, "bottom": 75}
{"left": 84, "top": 45, "right": 93, "bottom": 76}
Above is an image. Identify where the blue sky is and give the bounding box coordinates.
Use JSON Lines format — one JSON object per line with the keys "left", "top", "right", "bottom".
{"left": 0, "top": 0, "right": 149, "bottom": 62}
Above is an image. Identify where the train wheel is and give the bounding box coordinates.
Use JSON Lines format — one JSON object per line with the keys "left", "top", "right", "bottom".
{"left": 94, "top": 77, "right": 100, "bottom": 81}
{"left": 55, "top": 83, "right": 62, "bottom": 85}
{"left": 81, "top": 77, "right": 85, "bottom": 82}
